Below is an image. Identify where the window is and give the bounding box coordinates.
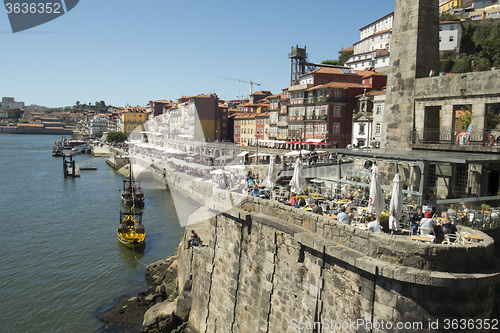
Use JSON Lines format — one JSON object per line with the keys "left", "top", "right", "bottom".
{"left": 375, "top": 123, "right": 381, "bottom": 134}
{"left": 333, "top": 106, "right": 341, "bottom": 117}
{"left": 449, "top": 36, "right": 454, "bottom": 42}
{"left": 376, "top": 105, "right": 382, "bottom": 114}
{"left": 320, "top": 123, "right": 326, "bottom": 134}
{"left": 332, "top": 123, "right": 340, "bottom": 134}
{"left": 359, "top": 124, "right": 365, "bottom": 134}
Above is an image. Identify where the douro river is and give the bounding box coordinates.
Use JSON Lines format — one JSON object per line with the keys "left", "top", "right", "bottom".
{"left": 0, "top": 134, "right": 190, "bottom": 332}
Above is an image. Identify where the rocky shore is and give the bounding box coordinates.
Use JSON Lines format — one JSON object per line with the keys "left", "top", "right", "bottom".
{"left": 100, "top": 245, "right": 192, "bottom": 333}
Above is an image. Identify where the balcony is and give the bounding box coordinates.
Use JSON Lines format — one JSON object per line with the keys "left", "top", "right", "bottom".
{"left": 411, "top": 130, "right": 500, "bottom": 151}
{"left": 277, "top": 121, "right": 288, "bottom": 127}
{"left": 287, "top": 116, "right": 303, "bottom": 122}
{"left": 304, "top": 114, "right": 327, "bottom": 121}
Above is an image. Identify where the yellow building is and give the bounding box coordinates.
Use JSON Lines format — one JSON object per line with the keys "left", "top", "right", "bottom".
{"left": 439, "top": 0, "right": 464, "bottom": 14}
{"left": 237, "top": 113, "right": 255, "bottom": 146}
{"left": 122, "top": 106, "right": 147, "bottom": 134}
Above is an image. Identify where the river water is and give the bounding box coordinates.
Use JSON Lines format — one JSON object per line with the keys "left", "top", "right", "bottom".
{"left": 0, "top": 135, "right": 190, "bottom": 332}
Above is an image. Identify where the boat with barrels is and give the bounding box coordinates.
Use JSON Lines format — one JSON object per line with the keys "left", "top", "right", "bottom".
{"left": 121, "top": 176, "right": 145, "bottom": 207}
{"left": 117, "top": 210, "right": 145, "bottom": 248}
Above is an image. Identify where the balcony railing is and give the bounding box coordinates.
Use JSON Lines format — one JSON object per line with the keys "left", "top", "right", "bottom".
{"left": 288, "top": 116, "right": 303, "bottom": 122}
{"left": 412, "top": 130, "right": 498, "bottom": 147}
{"left": 304, "top": 114, "right": 327, "bottom": 121}
{"left": 277, "top": 121, "right": 288, "bottom": 127}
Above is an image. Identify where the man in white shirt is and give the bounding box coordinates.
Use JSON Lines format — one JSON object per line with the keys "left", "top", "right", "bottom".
{"left": 420, "top": 212, "right": 438, "bottom": 230}
{"left": 367, "top": 216, "right": 382, "bottom": 233}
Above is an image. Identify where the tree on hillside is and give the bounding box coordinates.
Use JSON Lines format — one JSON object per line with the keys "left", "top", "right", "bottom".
{"left": 107, "top": 131, "right": 127, "bottom": 143}
{"left": 8, "top": 108, "right": 23, "bottom": 121}
{"left": 440, "top": 13, "right": 461, "bottom": 21}
{"left": 322, "top": 50, "right": 354, "bottom": 67}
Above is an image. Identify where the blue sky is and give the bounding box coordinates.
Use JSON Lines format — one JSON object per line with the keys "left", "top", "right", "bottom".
{"left": 0, "top": 0, "right": 395, "bottom": 107}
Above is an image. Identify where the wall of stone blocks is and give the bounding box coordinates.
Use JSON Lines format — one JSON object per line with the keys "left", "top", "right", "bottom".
{"left": 179, "top": 208, "right": 498, "bottom": 333}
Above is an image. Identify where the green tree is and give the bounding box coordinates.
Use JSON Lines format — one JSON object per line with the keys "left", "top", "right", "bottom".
{"left": 107, "top": 131, "right": 127, "bottom": 143}
{"left": 322, "top": 59, "right": 339, "bottom": 65}
{"left": 8, "top": 108, "right": 23, "bottom": 121}
{"left": 451, "top": 54, "right": 471, "bottom": 73}
{"left": 459, "top": 107, "right": 472, "bottom": 129}
{"left": 439, "top": 13, "right": 461, "bottom": 21}
{"left": 321, "top": 50, "right": 354, "bottom": 67}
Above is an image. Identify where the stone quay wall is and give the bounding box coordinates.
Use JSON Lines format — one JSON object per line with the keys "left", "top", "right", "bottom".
{"left": 158, "top": 165, "right": 500, "bottom": 333}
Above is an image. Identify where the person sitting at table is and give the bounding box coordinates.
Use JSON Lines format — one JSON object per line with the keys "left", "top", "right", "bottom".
{"left": 337, "top": 206, "right": 349, "bottom": 224}
{"left": 459, "top": 203, "right": 470, "bottom": 223}
{"left": 367, "top": 215, "right": 383, "bottom": 233}
{"left": 250, "top": 185, "right": 260, "bottom": 197}
{"left": 348, "top": 206, "right": 355, "bottom": 223}
{"left": 294, "top": 197, "right": 306, "bottom": 208}
{"left": 344, "top": 196, "right": 355, "bottom": 211}
{"left": 410, "top": 208, "right": 425, "bottom": 235}
{"left": 441, "top": 211, "right": 457, "bottom": 235}
{"left": 420, "top": 212, "right": 442, "bottom": 241}
{"left": 311, "top": 200, "right": 323, "bottom": 215}
{"left": 247, "top": 177, "right": 255, "bottom": 187}
{"left": 289, "top": 193, "right": 297, "bottom": 206}
{"left": 447, "top": 204, "right": 458, "bottom": 225}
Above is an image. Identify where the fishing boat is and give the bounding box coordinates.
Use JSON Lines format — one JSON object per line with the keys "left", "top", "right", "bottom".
{"left": 51, "top": 141, "right": 65, "bottom": 157}
{"left": 121, "top": 163, "right": 145, "bottom": 207}
{"left": 117, "top": 211, "right": 145, "bottom": 248}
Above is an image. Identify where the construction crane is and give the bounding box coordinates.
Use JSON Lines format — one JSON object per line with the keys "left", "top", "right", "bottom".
{"left": 215, "top": 76, "right": 261, "bottom": 95}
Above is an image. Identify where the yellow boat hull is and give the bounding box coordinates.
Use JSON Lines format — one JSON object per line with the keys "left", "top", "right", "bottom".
{"left": 117, "top": 230, "right": 145, "bottom": 248}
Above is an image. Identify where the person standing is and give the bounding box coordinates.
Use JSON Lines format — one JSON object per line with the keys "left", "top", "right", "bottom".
{"left": 447, "top": 203, "right": 458, "bottom": 224}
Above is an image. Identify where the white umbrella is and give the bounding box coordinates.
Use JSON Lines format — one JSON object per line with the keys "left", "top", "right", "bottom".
{"left": 289, "top": 158, "right": 306, "bottom": 194}
{"left": 210, "top": 169, "right": 230, "bottom": 175}
{"left": 389, "top": 173, "right": 404, "bottom": 232}
{"left": 265, "top": 155, "right": 278, "bottom": 196}
{"left": 368, "top": 172, "right": 385, "bottom": 216}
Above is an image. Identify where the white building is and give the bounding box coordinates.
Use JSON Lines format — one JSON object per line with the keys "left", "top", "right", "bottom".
{"left": 89, "top": 114, "right": 109, "bottom": 138}
{"left": 439, "top": 21, "right": 463, "bottom": 51}
{"left": 345, "top": 13, "right": 465, "bottom": 71}
{"left": 345, "top": 13, "right": 393, "bottom": 71}
{"left": 372, "top": 92, "right": 385, "bottom": 145}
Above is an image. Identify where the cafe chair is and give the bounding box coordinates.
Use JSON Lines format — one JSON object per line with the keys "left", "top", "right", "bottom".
{"left": 443, "top": 233, "right": 460, "bottom": 245}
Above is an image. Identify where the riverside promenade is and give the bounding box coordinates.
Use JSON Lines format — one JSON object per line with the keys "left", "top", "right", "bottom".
{"left": 121, "top": 149, "right": 500, "bottom": 333}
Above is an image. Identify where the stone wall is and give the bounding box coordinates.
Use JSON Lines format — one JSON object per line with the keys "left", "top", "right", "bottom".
{"left": 178, "top": 207, "right": 499, "bottom": 333}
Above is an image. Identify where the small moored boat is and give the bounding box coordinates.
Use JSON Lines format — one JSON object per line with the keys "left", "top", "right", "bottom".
{"left": 51, "top": 141, "right": 65, "bottom": 157}
{"left": 117, "top": 211, "right": 145, "bottom": 248}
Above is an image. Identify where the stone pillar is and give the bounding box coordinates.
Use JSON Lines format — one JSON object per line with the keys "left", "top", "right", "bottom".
{"left": 471, "top": 102, "right": 486, "bottom": 144}
{"left": 382, "top": 0, "right": 440, "bottom": 148}
{"left": 441, "top": 103, "right": 454, "bottom": 143}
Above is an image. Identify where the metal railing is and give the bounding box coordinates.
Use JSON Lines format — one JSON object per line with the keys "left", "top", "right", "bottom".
{"left": 412, "top": 130, "right": 498, "bottom": 147}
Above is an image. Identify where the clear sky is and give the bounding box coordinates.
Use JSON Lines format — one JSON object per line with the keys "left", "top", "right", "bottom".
{"left": 0, "top": 0, "right": 395, "bottom": 108}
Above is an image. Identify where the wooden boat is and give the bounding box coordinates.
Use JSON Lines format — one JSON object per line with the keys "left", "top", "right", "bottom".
{"left": 117, "top": 211, "right": 145, "bottom": 248}
{"left": 121, "top": 163, "right": 145, "bottom": 207}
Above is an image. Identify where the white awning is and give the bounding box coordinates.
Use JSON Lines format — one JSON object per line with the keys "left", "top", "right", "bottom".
{"left": 237, "top": 151, "right": 249, "bottom": 157}
{"left": 303, "top": 138, "right": 324, "bottom": 143}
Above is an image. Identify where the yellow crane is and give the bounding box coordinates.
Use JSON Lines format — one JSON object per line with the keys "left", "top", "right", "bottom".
{"left": 215, "top": 76, "right": 261, "bottom": 95}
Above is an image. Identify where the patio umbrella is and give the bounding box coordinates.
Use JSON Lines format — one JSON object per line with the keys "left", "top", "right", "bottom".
{"left": 289, "top": 158, "right": 306, "bottom": 194}
{"left": 389, "top": 173, "right": 404, "bottom": 232}
{"left": 210, "top": 169, "right": 230, "bottom": 175}
{"left": 265, "top": 155, "right": 278, "bottom": 197}
{"left": 368, "top": 172, "right": 385, "bottom": 216}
